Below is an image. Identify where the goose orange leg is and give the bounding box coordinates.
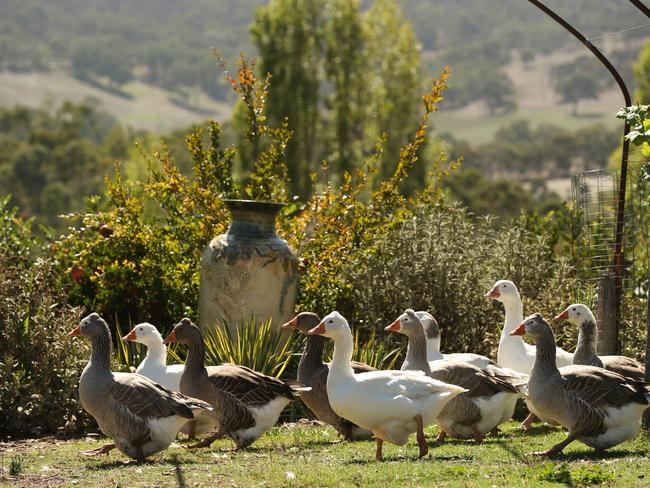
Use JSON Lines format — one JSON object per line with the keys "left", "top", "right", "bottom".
{"left": 375, "top": 438, "right": 384, "bottom": 461}
{"left": 186, "top": 430, "right": 224, "bottom": 450}
{"left": 81, "top": 443, "right": 115, "bottom": 456}
{"left": 434, "top": 430, "right": 447, "bottom": 444}
{"left": 521, "top": 413, "right": 536, "bottom": 430}
{"left": 186, "top": 420, "right": 197, "bottom": 440}
{"left": 471, "top": 425, "right": 484, "bottom": 444}
{"left": 415, "top": 414, "right": 428, "bottom": 458}
{"left": 533, "top": 434, "right": 576, "bottom": 457}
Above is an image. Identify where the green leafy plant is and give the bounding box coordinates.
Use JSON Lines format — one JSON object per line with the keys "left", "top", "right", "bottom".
{"left": 538, "top": 462, "right": 614, "bottom": 487}
{"left": 352, "top": 327, "right": 403, "bottom": 370}
{"left": 202, "top": 318, "right": 295, "bottom": 377}
{"left": 9, "top": 456, "right": 24, "bottom": 476}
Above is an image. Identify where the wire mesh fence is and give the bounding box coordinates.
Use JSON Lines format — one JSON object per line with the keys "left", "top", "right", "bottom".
{"left": 571, "top": 164, "right": 649, "bottom": 356}
{"left": 571, "top": 165, "right": 649, "bottom": 294}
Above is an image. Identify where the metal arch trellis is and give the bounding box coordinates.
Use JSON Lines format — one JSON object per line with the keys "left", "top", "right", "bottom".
{"left": 526, "top": 0, "right": 650, "bottom": 341}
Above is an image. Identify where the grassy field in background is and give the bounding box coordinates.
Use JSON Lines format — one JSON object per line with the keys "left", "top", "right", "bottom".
{"left": 0, "top": 70, "right": 230, "bottom": 133}
{"left": 1, "top": 422, "right": 648, "bottom": 487}
{"left": 0, "top": 44, "right": 627, "bottom": 141}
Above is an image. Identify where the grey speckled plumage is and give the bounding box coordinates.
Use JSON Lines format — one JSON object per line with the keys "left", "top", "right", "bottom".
{"left": 390, "top": 310, "right": 518, "bottom": 441}
{"left": 517, "top": 313, "right": 649, "bottom": 455}
{"left": 73, "top": 313, "right": 212, "bottom": 460}
{"left": 166, "top": 318, "right": 304, "bottom": 449}
{"left": 282, "top": 312, "right": 375, "bottom": 441}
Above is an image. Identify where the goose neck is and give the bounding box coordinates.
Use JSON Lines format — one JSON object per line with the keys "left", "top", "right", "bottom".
{"left": 531, "top": 329, "right": 559, "bottom": 376}
{"left": 403, "top": 330, "right": 431, "bottom": 373}
{"left": 141, "top": 339, "right": 167, "bottom": 366}
{"left": 299, "top": 335, "right": 325, "bottom": 374}
{"left": 184, "top": 333, "right": 206, "bottom": 372}
{"left": 573, "top": 321, "right": 601, "bottom": 366}
{"left": 88, "top": 330, "right": 112, "bottom": 373}
{"left": 501, "top": 299, "right": 524, "bottom": 337}
{"left": 328, "top": 333, "right": 355, "bottom": 379}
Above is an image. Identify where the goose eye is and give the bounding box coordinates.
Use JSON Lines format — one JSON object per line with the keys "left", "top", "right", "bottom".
{"left": 572, "top": 308, "right": 576, "bottom": 311}
{"left": 139, "top": 327, "right": 143, "bottom": 331}
{"left": 328, "top": 319, "right": 333, "bottom": 324}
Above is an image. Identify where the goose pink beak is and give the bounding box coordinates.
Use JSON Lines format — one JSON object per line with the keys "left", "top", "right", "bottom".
{"left": 163, "top": 330, "right": 177, "bottom": 344}
{"left": 510, "top": 323, "right": 526, "bottom": 336}
{"left": 485, "top": 287, "right": 500, "bottom": 299}
{"left": 384, "top": 319, "right": 401, "bottom": 332}
{"left": 122, "top": 329, "right": 137, "bottom": 341}
{"left": 307, "top": 322, "right": 326, "bottom": 335}
{"left": 554, "top": 310, "right": 569, "bottom": 321}
{"left": 68, "top": 325, "right": 81, "bottom": 337}
{"left": 281, "top": 317, "right": 298, "bottom": 330}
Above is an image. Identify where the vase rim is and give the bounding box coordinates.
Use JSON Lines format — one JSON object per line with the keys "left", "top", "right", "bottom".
{"left": 223, "top": 199, "right": 286, "bottom": 215}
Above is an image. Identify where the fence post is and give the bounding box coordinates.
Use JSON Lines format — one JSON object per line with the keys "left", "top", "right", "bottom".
{"left": 643, "top": 266, "right": 650, "bottom": 429}
{"left": 597, "top": 270, "right": 618, "bottom": 355}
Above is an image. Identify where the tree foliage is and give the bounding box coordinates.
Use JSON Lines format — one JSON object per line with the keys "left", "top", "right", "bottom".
{"left": 251, "top": 0, "right": 422, "bottom": 198}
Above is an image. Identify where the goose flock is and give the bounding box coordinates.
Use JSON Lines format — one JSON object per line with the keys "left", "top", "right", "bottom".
{"left": 68, "top": 279, "right": 649, "bottom": 462}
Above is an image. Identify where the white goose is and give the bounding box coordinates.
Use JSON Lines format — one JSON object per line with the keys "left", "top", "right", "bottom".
{"left": 123, "top": 323, "right": 184, "bottom": 392}
{"left": 485, "top": 280, "right": 573, "bottom": 373}
{"left": 308, "top": 311, "right": 466, "bottom": 460}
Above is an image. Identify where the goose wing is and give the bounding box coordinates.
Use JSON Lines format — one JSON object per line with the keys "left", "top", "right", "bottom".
{"left": 206, "top": 363, "right": 296, "bottom": 406}
{"left": 560, "top": 365, "right": 649, "bottom": 408}
{"left": 429, "top": 360, "right": 518, "bottom": 397}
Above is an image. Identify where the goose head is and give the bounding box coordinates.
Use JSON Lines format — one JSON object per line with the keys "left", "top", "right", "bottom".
{"left": 485, "top": 279, "right": 521, "bottom": 304}
{"left": 307, "top": 311, "right": 350, "bottom": 339}
{"left": 122, "top": 322, "right": 163, "bottom": 346}
{"left": 68, "top": 312, "right": 109, "bottom": 339}
{"left": 554, "top": 304, "right": 594, "bottom": 326}
{"left": 163, "top": 317, "right": 200, "bottom": 345}
{"left": 510, "top": 313, "right": 550, "bottom": 340}
{"left": 281, "top": 312, "right": 321, "bottom": 334}
{"left": 385, "top": 309, "right": 423, "bottom": 338}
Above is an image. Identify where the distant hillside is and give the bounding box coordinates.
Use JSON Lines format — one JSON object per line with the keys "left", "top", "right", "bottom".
{"left": 0, "top": 0, "right": 645, "bottom": 103}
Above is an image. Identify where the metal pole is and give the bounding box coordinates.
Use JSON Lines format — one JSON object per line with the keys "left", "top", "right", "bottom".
{"left": 627, "top": 0, "right": 650, "bottom": 19}
{"left": 527, "top": 0, "right": 633, "bottom": 349}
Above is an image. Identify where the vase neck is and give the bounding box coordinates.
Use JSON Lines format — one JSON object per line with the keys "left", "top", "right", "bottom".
{"left": 228, "top": 209, "right": 278, "bottom": 238}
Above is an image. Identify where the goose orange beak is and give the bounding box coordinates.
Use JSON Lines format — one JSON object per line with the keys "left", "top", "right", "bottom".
{"left": 281, "top": 317, "right": 298, "bottom": 330}
{"left": 384, "top": 319, "right": 401, "bottom": 332}
{"left": 68, "top": 325, "right": 81, "bottom": 337}
{"left": 122, "top": 329, "right": 137, "bottom": 341}
{"left": 510, "top": 323, "right": 526, "bottom": 336}
{"left": 307, "top": 322, "right": 326, "bottom": 335}
{"left": 485, "top": 287, "right": 500, "bottom": 299}
{"left": 163, "top": 330, "right": 177, "bottom": 344}
{"left": 554, "top": 310, "right": 569, "bottom": 321}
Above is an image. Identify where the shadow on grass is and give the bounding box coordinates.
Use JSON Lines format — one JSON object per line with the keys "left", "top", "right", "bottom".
{"left": 87, "top": 455, "right": 201, "bottom": 471}
{"left": 547, "top": 448, "right": 650, "bottom": 461}
{"left": 515, "top": 424, "right": 560, "bottom": 436}
{"left": 171, "top": 454, "right": 186, "bottom": 488}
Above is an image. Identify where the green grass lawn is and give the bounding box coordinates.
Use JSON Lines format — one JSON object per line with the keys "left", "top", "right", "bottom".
{"left": 1, "top": 421, "right": 648, "bottom": 487}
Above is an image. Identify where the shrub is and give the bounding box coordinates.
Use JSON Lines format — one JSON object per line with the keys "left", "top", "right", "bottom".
{"left": 0, "top": 254, "right": 90, "bottom": 438}
{"left": 346, "top": 204, "right": 581, "bottom": 357}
